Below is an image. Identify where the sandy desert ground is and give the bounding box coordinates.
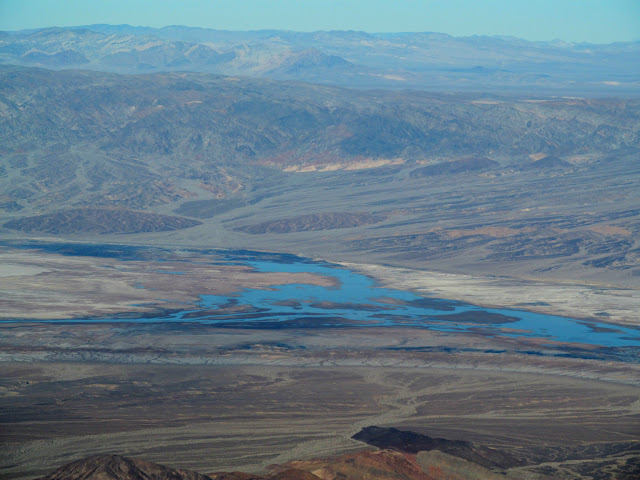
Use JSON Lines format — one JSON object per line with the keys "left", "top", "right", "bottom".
{"left": 2, "top": 360, "right": 640, "bottom": 480}
{"left": 344, "top": 261, "right": 640, "bottom": 327}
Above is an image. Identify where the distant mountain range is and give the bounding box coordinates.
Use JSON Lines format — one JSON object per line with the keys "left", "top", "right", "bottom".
{"left": 1, "top": 64, "right": 639, "bottom": 286}
{"left": 1, "top": 24, "right": 639, "bottom": 94}
{"left": 1, "top": 26, "right": 639, "bottom": 287}
{"left": 1, "top": 65, "right": 637, "bottom": 219}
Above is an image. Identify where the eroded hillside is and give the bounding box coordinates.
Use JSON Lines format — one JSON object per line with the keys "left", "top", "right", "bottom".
{"left": 1, "top": 66, "right": 639, "bottom": 288}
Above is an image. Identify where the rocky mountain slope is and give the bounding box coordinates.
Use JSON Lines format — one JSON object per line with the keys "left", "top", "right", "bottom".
{"left": 31, "top": 437, "right": 640, "bottom": 480}
{"left": 1, "top": 65, "right": 636, "bottom": 215}
{"left": 1, "top": 65, "right": 639, "bottom": 287}
{"left": 31, "top": 449, "right": 516, "bottom": 480}
{"left": 29, "top": 452, "right": 438, "bottom": 480}
{"left": 34, "top": 455, "right": 212, "bottom": 480}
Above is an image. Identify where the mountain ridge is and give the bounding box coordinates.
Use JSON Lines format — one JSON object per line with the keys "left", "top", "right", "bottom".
{"left": 2, "top": 65, "right": 639, "bottom": 288}
{"left": 2, "top": 24, "right": 638, "bottom": 94}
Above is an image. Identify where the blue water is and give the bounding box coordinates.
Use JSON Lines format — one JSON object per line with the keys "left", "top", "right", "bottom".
{"left": 14, "top": 245, "right": 638, "bottom": 349}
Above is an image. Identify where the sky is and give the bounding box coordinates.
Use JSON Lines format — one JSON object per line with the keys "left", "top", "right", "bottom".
{"left": 1, "top": 0, "right": 639, "bottom": 43}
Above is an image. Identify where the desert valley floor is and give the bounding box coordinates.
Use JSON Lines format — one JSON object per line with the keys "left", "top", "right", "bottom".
{"left": 1, "top": 243, "right": 639, "bottom": 479}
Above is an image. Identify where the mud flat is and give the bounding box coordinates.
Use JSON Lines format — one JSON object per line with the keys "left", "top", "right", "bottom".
{"left": 4, "top": 243, "right": 639, "bottom": 351}
{"left": 343, "top": 261, "right": 640, "bottom": 328}
{"left": 0, "top": 246, "right": 336, "bottom": 320}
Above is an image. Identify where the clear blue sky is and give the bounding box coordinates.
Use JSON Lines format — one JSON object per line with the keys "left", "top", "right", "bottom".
{"left": 1, "top": 0, "right": 638, "bottom": 43}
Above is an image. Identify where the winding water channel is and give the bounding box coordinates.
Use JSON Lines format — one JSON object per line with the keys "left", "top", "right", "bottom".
{"left": 12, "top": 244, "right": 639, "bottom": 348}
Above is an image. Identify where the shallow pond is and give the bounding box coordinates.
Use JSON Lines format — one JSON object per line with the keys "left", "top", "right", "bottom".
{"left": 14, "top": 244, "right": 638, "bottom": 348}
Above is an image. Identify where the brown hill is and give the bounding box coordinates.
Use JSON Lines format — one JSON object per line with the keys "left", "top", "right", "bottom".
{"left": 26, "top": 448, "right": 567, "bottom": 480}
{"left": 416, "top": 451, "right": 509, "bottom": 480}
{"left": 33, "top": 454, "right": 213, "bottom": 480}
{"left": 32, "top": 454, "right": 329, "bottom": 480}
{"left": 275, "top": 449, "right": 435, "bottom": 480}
{"left": 33, "top": 452, "right": 435, "bottom": 480}
{"left": 210, "top": 470, "right": 321, "bottom": 480}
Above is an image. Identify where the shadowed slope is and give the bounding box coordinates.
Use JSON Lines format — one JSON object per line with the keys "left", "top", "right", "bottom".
{"left": 352, "top": 426, "right": 523, "bottom": 470}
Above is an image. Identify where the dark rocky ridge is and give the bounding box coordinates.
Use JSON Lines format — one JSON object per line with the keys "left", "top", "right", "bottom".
{"left": 235, "top": 212, "right": 387, "bottom": 234}
{"left": 352, "top": 426, "right": 523, "bottom": 470}
{"left": 2, "top": 25, "right": 639, "bottom": 94}
{"left": 3, "top": 208, "right": 201, "bottom": 234}
{"left": 409, "top": 157, "right": 499, "bottom": 177}
{"left": 521, "top": 155, "right": 573, "bottom": 171}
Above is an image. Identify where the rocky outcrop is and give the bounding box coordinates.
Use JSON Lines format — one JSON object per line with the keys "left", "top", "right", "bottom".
{"left": 34, "top": 454, "right": 213, "bottom": 480}
{"left": 352, "top": 426, "right": 523, "bottom": 470}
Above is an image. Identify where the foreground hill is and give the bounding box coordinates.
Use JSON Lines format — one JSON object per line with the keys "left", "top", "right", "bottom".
{"left": 32, "top": 439, "right": 640, "bottom": 480}
{"left": 31, "top": 450, "right": 522, "bottom": 480}
{"left": 31, "top": 452, "right": 438, "bottom": 480}
{"left": 34, "top": 455, "right": 213, "bottom": 480}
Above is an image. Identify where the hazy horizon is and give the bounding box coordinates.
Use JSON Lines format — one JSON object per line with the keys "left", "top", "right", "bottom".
{"left": 1, "top": 0, "right": 639, "bottom": 44}
{"left": 6, "top": 22, "right": 640, "bottom": 47}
